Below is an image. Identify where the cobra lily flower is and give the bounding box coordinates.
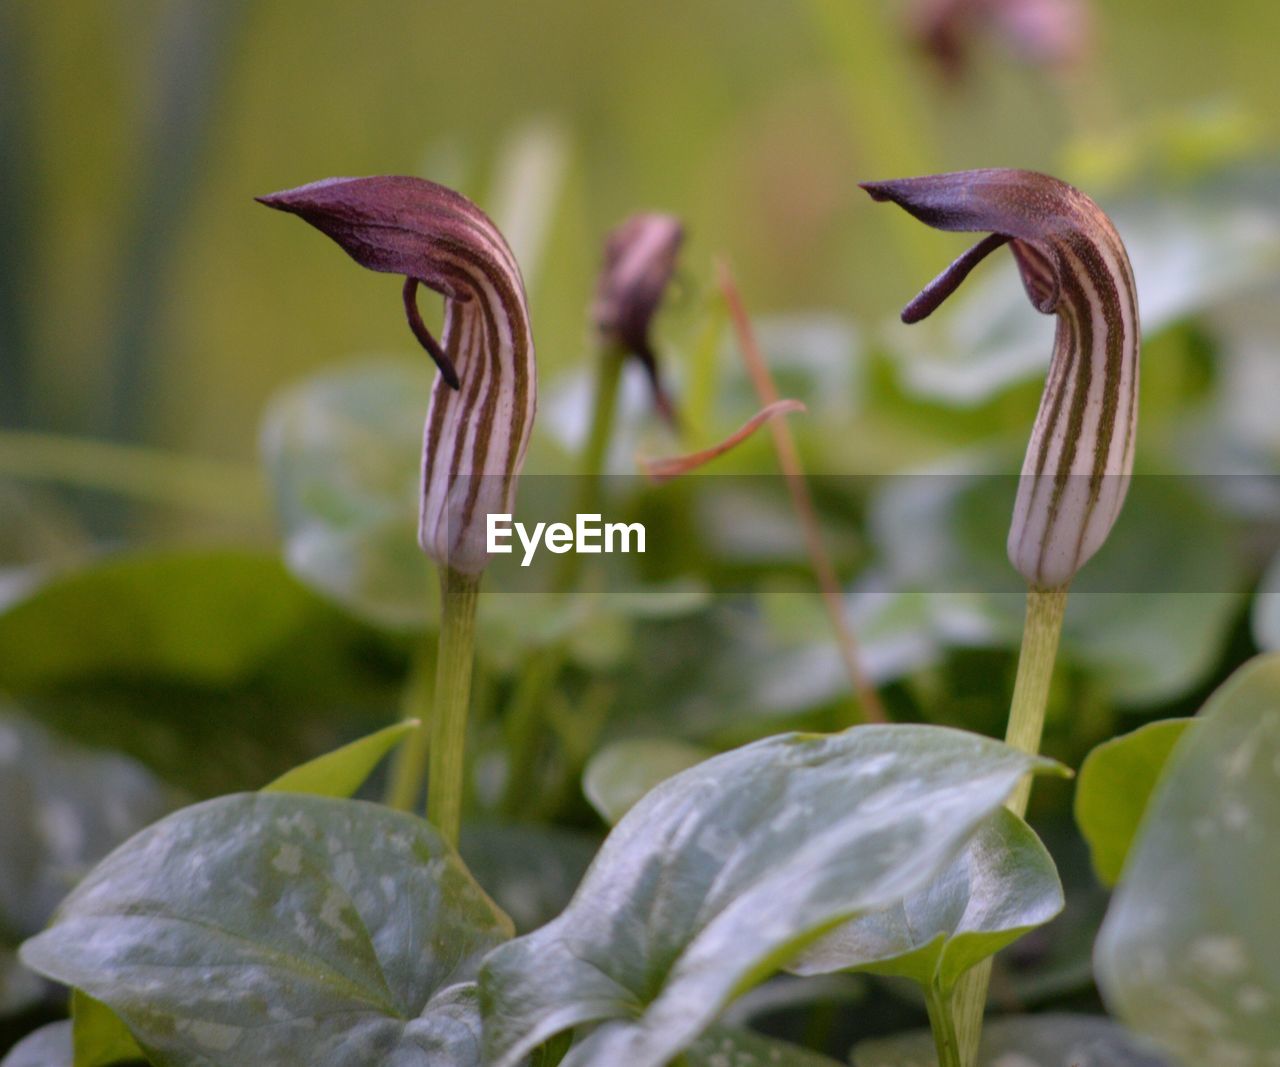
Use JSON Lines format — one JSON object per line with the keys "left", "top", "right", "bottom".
{"left": 863, "top": 169, "right": 1139, "bottom": 589}
{"left": 258, "top": 177, "right": 536, "bottom": 575}
{"left": 593, "top": 212, "right": 684, "bottom": 425}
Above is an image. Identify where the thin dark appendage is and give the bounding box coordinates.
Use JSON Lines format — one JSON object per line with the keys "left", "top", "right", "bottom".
{"left": 901, "top": 233, "right": 1010, "bottom": 323}
{"left": 404, "top": 276, "right": 461, "bottom": 390}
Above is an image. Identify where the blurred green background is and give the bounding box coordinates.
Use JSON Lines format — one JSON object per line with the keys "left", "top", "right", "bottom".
{"left": 3, "top": 0, "right": 1277, "bottom": 469}
{"left": 1, "top": 0, "right": 1279, "bottom": 1057}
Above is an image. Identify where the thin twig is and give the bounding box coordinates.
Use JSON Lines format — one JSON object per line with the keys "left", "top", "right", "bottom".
{"left": 716, "top": 259, "right": 887, "bottom": 725}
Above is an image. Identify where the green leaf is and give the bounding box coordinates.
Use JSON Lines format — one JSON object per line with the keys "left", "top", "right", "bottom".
{"left": 559, "top": 1021, "right": 846, "bottom": 1066}
{"left": 0, "top": 551, "right": 316, "bottom": 688}
{"left": 688, "top": 1025, "right": 846, "bottom": 1067}
{"left": 0, "top": 711, "right": 174, "bottom": 945}
{"left": 789, "top": 808, "right": 1062, "bottom": 995}
{"left": 0, "top": 551, "right": 403, "bottom": 796}
{"left": 260, "top": 357, "right": 436, "bottom": 631}
{"left": 1252, "top": 549, "right": 1280, "bottom": 652}
{"left": 21, "top": 793, "right": 514, "bottom": 1066}
{"left": 853, "top": 1013, "right": 1172, "bottom": 1066}
{"left": 582, "top": 737, "right": 715, "bottom": 824}
{"left": 1074, "top": 718, "right": 1193, "bottom": 886}
{"left": 1095, "top": 654, "right": 1280, "bottom": 1066}
{"left": 72, "top": 989, "right": 144, "bottom": 1066}
{"left": 573, "top": 1019, "right": 849, "bottom": 1065}
{"left": 0, "top": 1021, "right": 72, "bottom": 1067}
{"left": 480, "top": 725, "right": 1059, "bottom": 1067}
{"left": 263, "top": 720, "right": 418, "bottom": 797}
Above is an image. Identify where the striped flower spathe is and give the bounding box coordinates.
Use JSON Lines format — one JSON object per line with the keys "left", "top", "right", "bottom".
{"left": 259, "top": 177, "right": 536, "bottom": 575}
{"left": 863, "top": 169, "right": 1139, "bottom": 589}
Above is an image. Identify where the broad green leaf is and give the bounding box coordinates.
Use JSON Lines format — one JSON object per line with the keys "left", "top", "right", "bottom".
{"left": 72, "top": 989, "right": 144, "bottom": 1066}
{"left": 263, "top": 720, "right": 418, "bottom": 797}
{"left": 720, "top": 972, "right": 866, "bottom": 1029}
{"left": 0, "top": 698, "right": 72, "bottom": 1019}
{"left": 790, "top": 808, "right": 1062, "bottom": 995}
{"left": 582, "top": 737, "right": 715, "bottom": 824}
{"left": 459, "top": 823, "right": 598, "bottom": 934}
{"left": 688, "top": 1025, "right": 845, "bottom": 1067}
{"left": 1252, "top": 549, "right": 1280, "bottom": 651}
{"left": 260, "top": 357, "right": 436, "bottom": 631}
{"left": 1095, "top": 654, "right": 1280, "bottom": 1066}
{"left": 553, "top": 1021, "right": 845, "bottom": 1066}
{"left": 1074, "top": 718, "right": 1193, "bottom": 886}
{"left": 480, "top": 725, "right": 1059, "bottom": 1067}
{"left": 0, "top": 551, "right": 316, "bottom": 688}
{"left": 0, "top": 711, "right": 174, "bottom": 948}
{"left": 21, "top": 794, "right": 513, "bottom": 1067}
{"left": 0, "top": 552, "right": 403, "bottom": 795}
{"left": 853, "top": 1013, "right": 1171, "bottom": 1066}
{"left": 0, "top": 1021, "right": 72, "bottom": 1067}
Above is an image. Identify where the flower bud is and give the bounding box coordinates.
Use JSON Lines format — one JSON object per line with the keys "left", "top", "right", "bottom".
{"left": 593, "top": 213, "right": 684, "bottom": 424}
{"left": 863, "top": 169, "right": 1139, "bottom": 589}
{"left": 259, "top": 176, "right": 536, "bottom": 575}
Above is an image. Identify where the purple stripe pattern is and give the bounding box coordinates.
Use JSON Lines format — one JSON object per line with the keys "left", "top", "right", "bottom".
{"left": 863, "top": 168, "right": 1139, "bottom": 589}
{"left": 259, "top": 176, "right": 537, "bottom": 575}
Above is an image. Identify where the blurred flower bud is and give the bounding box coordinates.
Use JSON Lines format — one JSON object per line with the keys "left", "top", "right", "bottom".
{"left": 593, "top": 213, "right": 684, "bottom": 425}
{"left": 909, "top": 0, "right": 1091, "bottom": 81}
{"left": 863, "top": 169, "right": 1139, "bottom": 589}
{"left": 259, "top": 176, "right": 536, "bottom": 575}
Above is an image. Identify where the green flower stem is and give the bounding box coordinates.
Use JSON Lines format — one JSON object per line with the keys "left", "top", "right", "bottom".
{"left": 1003, "top": 586, "right": 1068, "bottom": 813}
{"left": 427, "top": 566, "right": 482, "bottom": 847}
{"left": 925, "top": 984, "right": 964, "bottom": 1067}
{"left": 950, "top": 584, "right": 1069, "bottom": 1065}
{"left": 384, "top": 644, "right": 437, "bottom": 812}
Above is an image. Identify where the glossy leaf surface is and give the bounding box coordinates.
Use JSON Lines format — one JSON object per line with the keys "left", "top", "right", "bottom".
{"left": 1096, "top": 655, "right": 1280, "bottom": 1066}
{"left": 1074, "top": 718, "right": 1191, "bottom": 886}
{"left": 582, "top": 737, "right": 715, "bottom": 824}
{"left": 854, "top": 1013, "right": 1171, "bottom": 1066}
{"left": 22, "top": 794, "right": 513, "bottom": 1067}
{"left": 791, "top": 808, "right": 1062, "bottom": 995}
{"left": 481, "top": 725, "right": 1056, "bottom": 1067}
